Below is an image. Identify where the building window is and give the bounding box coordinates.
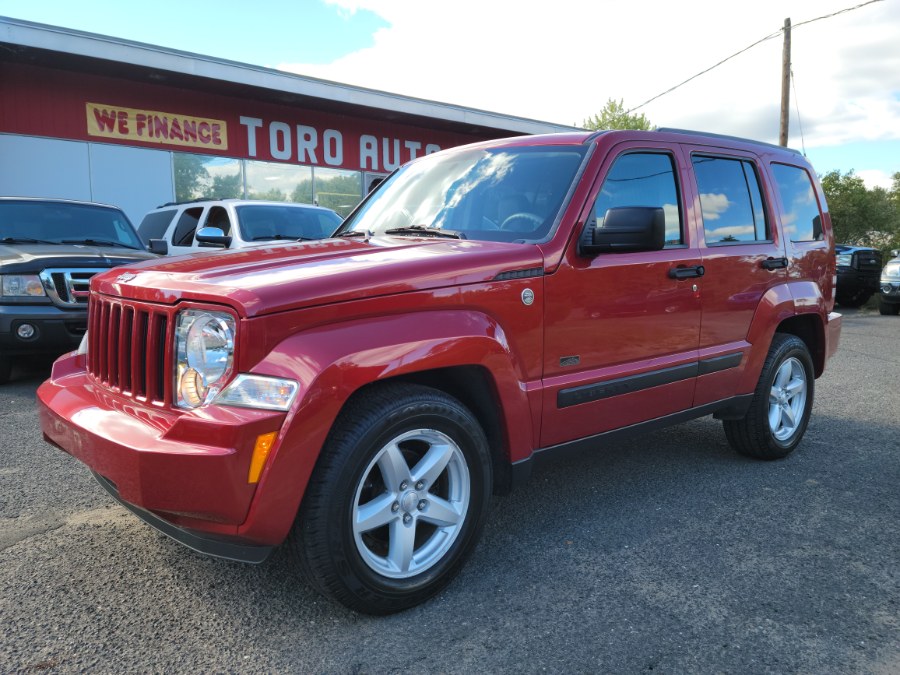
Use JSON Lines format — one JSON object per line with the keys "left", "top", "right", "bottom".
{"left": 173, "top": 153, "right": 243, "bottom": 201}
{"left": 245, "top": 160, "right": 313, "bottom": 203}
{"left": 314, "top": 167, "right": 363, "bottom": 217}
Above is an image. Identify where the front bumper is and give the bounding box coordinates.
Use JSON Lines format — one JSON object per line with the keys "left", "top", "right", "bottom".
{"left": 836, "top": 269, "right": 879, "bottom": 294}
{"left": 0, "top": 304, "right": 86, "bottom": 356}
{"left": 880, "top": 281, "right": 900, "bottom": 304}
{"left": 38, "top": 352, "right": 287, "bottom": 548}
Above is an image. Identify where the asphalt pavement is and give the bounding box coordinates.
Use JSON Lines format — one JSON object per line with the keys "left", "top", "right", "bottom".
{"left": 1, "top": 308, "right": 898, "bottom": 673}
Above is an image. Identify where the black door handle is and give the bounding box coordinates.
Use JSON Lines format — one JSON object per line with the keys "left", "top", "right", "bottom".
{"left": 668, "top": 265, "right": 705, "bottom": 279}
{"left": 761, "top": 257, "right": 789, "bottom": 270}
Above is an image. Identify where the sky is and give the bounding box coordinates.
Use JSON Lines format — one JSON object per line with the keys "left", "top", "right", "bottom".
{"left": 4, "top": 0, "right": 899, "bottom": 189}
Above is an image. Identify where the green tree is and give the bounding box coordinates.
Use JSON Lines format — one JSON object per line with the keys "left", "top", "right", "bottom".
{"left": 821, "top": 169, "right": 900, "bottom": 253}
{"left": 210, "top": 173, "right": 243, "bottom": 199}
{"left": 583, "top": 98, "right": 653, "bottom": 131}
{"left": 173, "top": 154, "right": 209, "bottom": 201}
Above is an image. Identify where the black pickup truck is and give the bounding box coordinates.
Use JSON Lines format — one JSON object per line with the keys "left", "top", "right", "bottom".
{"left": 834, "top": 244, "right": 883, "bottom": 307}
{"left": 1, "top": 198, "right": 156, "bottom": 383}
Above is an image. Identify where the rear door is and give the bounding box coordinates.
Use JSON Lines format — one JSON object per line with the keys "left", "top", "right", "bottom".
{"left": 685, "top": 149, "right": 788, "bottom": 406}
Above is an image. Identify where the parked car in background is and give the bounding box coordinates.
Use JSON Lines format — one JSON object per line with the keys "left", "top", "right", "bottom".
{"left": 879, "top": 250, "right": 900, "bottom": 315}
{"left": 137, "top": 199, "right": 343, "bottom": 255}
{"left": 0, "top": 197, "right": 156, "bottom": 383}
{"left": 834, "top": 244, "right": 882, "bottom": 307}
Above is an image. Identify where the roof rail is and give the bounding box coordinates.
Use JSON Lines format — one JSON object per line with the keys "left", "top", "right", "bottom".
{"left": 656, "top": 128, "right": 802, "bottom": 155}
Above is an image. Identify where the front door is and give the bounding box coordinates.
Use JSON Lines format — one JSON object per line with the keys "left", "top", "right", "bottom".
{"left": 541, "top": 145, "right": 702, "bottom": 448}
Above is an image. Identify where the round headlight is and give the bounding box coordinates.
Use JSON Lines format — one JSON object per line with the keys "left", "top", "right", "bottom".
{"left": 185, "top": 314, "right": 233, "bottom": 385}
{"left": 175, "top": 310, "right": 235, "bottom": 409}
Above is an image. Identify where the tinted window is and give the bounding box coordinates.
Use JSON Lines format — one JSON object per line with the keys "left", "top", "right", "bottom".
{"left": 137, "top": 210, "right": 176, "bottom": 243}
{"left": 692, "top": 156, "right": 768, "bottom": 244}
{"left": 592, "top": 153, "right": 682, "bottom": 245}
{"left": 205, "top": 207, "right": 231, "bottom": 236}
{"left": 771, "top": 163, "right": 823, "bottom": 241}
{"left": 172, "top": 208, "right": 203, "bottom": 246}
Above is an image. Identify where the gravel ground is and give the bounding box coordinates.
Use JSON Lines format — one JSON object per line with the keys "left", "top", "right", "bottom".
{"left": 1, "top": 308, "right": 898, "bottom": 673}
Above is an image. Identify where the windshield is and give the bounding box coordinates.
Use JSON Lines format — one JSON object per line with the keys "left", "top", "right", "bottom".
{"left": 235, "top": 204, "right": 343, "bottom": 241}
{"left": 339, "top": 145, "right": 588, "bottom": 243}
{"left": 0, "top": 201, "right": 144, "bottom": 249}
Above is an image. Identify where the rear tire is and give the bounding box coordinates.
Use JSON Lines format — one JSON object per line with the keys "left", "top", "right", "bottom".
{"left": 836, "top": 290, "right": 871, "bottom": 308}
{"left": 723, "top": 333, "right": 814, "bottom": 459}
{"left": 291, "top": 383, "right": 492, "bottom": 614}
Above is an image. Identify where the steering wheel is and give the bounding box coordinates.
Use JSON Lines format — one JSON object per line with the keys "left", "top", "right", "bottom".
{"left": 499, "top": 212, "right": 543, "bottom": 231}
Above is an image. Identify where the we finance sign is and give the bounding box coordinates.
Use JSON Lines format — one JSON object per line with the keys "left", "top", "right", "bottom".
{"left": 86, "top": 103, "right": 228, "bottom": 150}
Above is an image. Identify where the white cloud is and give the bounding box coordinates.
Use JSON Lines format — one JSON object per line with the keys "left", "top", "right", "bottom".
{"left": 856, "top": 169, "right": 895, "bottom": 190}
{"left": 698, "top": 193, "right": 731, "bottom": 221}
{"left": 276, "top": 0, "right": 899, "bottom": 153}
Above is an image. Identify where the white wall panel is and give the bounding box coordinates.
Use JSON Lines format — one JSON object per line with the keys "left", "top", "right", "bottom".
{"left": 89, "top": 144, "right": 174, "bottom": 225}
{"left": 0, "top": 134, "right": 91, "bottom": 199}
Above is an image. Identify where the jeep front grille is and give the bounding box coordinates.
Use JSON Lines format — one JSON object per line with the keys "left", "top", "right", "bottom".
{"left": 39, "top": 268, "right": 100, "bottom": 307}
{"left": 87, "top": 295, "right": 173, "bottom": 405}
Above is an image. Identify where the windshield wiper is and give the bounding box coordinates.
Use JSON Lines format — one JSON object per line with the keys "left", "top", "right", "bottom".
{"left": 61, "top": 238, "right": 140, "bottom": 249}
{"left": 0, "top": 236, "right": 60, "bottom": 245}
{"left": 384, "top": 225, "right": 463, "bottom": 239}
{"left": 251, "top": 234, "right": 315, "bottom": 242}
{"left": 335, "top": 230, "right": 370, "bottom": 238}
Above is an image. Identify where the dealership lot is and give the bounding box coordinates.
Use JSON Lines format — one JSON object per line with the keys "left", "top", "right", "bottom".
{"left": 1, "top": 308, "right": 898, "bottom": 673}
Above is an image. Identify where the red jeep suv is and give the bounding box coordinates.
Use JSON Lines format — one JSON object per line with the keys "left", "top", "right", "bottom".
{"left": 38, "top": 129, "right": 841, "bottom": 614}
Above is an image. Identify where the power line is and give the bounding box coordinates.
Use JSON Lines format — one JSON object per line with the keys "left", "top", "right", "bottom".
{"left": 623, "top": 0, "right": 884, "bottom": 116}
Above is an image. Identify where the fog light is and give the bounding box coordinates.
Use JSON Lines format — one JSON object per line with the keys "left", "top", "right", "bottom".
{"left": 884, "top": 285, "right": 894, "bottom": 294}
{"left": 16, "top": 323, "right": 36, "bottom": 339}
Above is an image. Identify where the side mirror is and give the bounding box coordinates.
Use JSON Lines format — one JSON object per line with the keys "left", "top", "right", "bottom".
{"left": 195, "top": 227, "right": 232, "bottom": 248}
{"left": 148, "top": 239, "right": 168, "bottom": 255}
{"left": 891, "top": 249, "right": 899, "bottom": 258}
{"left": 579, "top": 206, "right": 666, "bottom": 255}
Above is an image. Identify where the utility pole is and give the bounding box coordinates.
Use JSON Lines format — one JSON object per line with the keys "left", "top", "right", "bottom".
{"left": 779, "top": 17, "right": 791, "bottom": 147}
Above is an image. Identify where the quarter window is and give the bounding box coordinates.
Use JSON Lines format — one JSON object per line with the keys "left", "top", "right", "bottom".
{"left": 592, "top": 153, "right": 683, "bottom": 245}
{"left": 692, "top": 156, "right": 768, "bottom": 244}
{"left": 770, "top": 163, "right": 823, "bottom": 241}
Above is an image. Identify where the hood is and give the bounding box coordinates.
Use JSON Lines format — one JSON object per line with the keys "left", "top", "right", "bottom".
{"left": 93, "top": 237, "right": 545, "bottom": 317}
{"left": 0, "top": 242, "right": 156, "bottom": 273}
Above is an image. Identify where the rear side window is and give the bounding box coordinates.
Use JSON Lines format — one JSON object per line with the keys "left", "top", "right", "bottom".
{"left": 770, "top": 163, "right": 823, "bottom": 242}
{"left": 137, "top": 210, "right": 176, "bottom": 244}
{"left": 692, "top": 156, "right": 768, "bottom": 244}
{"left": 172, "top": 207, "right": 203, "bottom": 246}
{"left": 593, "top": 152, "right": 683, "bottom": 245}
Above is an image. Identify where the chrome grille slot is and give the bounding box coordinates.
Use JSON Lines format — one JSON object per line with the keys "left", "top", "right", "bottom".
{"left": 39, "top": 268, "right": 102, "bottom": 307}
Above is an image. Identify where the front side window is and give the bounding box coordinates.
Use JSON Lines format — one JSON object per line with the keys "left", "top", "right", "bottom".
{"left": 337, "top": 145, "right": 588, "bottom": 243}
{"left": 693, "top": 156, "right": 769, "bottom": 244}
{"left": 172, "top": 208, "right": 203, "bottom": 246}
{"left": 592, "top": 152, "right": 683, "bottom": 245}
{"left": 770, "top": 163, "right": 823, "bottom": 242}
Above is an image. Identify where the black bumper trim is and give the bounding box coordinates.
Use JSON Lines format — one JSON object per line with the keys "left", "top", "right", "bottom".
{"left": 91, "top": 471, "right": 274, "bottom": 565}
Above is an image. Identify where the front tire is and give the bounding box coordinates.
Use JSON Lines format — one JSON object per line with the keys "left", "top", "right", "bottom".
{"left": 0, "top": 355, "right": 11, "bottom": 385}
{"left": 723, "top": 333, "right": 814, "bottom": 459}
{"left": 291, "top": 383, "right": 492, "bottom": 614}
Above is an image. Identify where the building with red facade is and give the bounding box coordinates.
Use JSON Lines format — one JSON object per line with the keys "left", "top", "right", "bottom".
{"left": 0, "top": 17, "right": 574, "bottom": 223}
